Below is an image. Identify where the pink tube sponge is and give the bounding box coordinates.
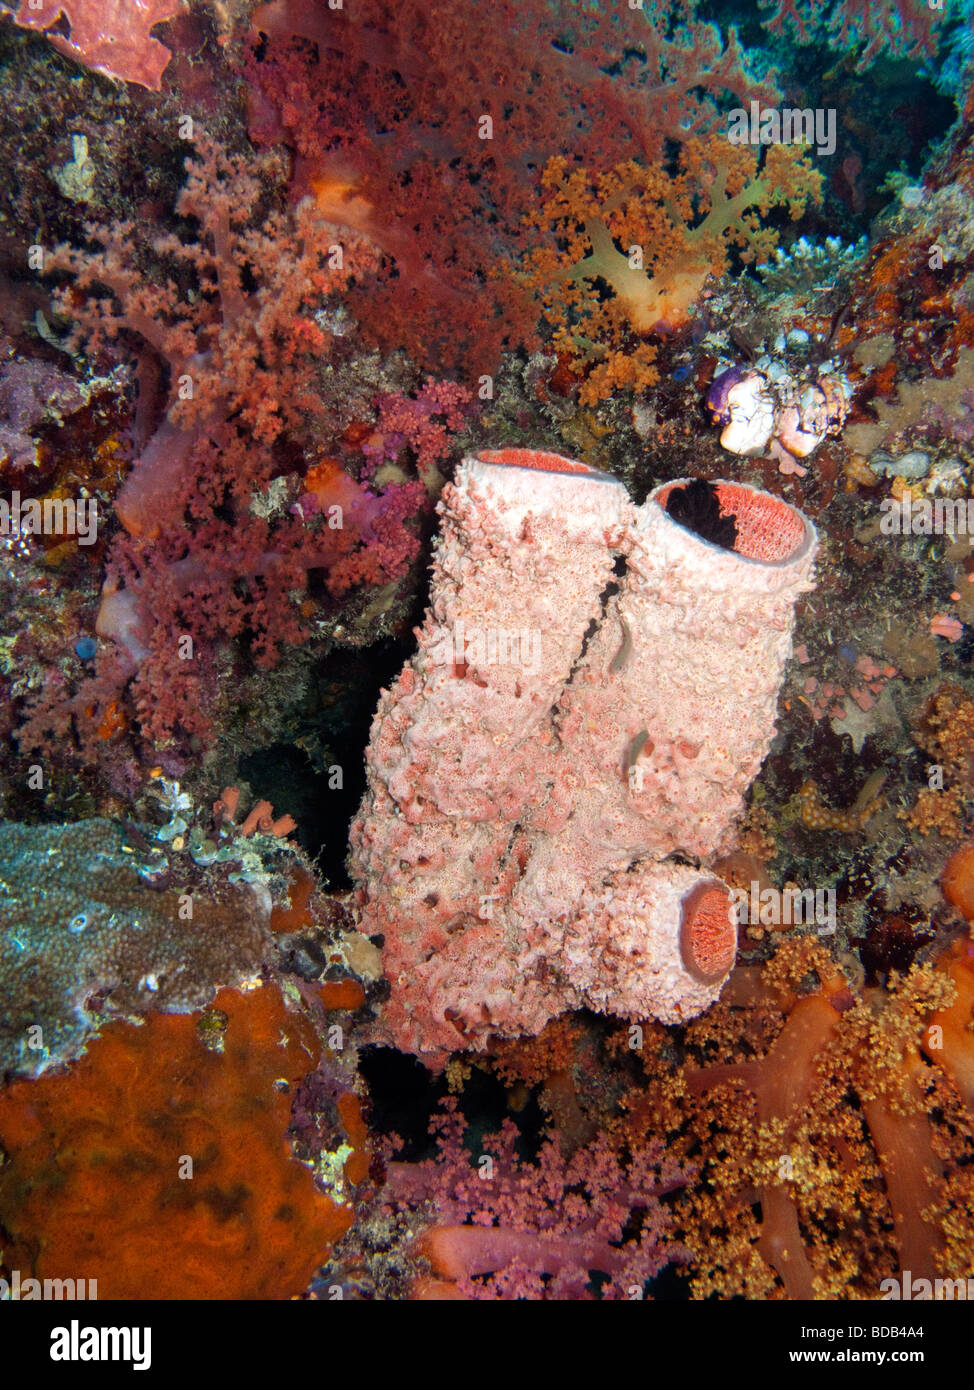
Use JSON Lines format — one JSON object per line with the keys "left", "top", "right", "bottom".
{"left": 559, "top": 478, "right": 817, "bottom": 865}
{"left": 568, "top": 862, "right": 737, "bottom": 1026}
{"left": 349, "top": 454, "right": 817, "bottom": 1062}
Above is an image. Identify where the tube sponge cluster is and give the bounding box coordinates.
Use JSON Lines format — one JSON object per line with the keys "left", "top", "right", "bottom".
{"left": 349, "top": 451, "right": 817, "bottom": 1062}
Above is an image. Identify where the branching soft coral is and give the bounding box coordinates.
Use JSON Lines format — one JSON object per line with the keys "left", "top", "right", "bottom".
{"left": 25, "top": 138, "right": 430, "bottom": 755}
{"left": 347, "top": 928, "right": 974, "bottom": 1301}
{"left": 524, "top": 138, "right": 823, "bottom": 405}
{"left": 246, "top": 0, "right": 781, "bottom": 377}
{"left": 678, "top": 933, "right": 972, "bottom": 1298}
{"left": 384, "top": 1099, "right": 688, "bottom": 1300}
{"left": 761, "top": 0, "right": 943, "bottom": 72}
{"left": 50, "top": 138, "right": 378, "bottom": 539}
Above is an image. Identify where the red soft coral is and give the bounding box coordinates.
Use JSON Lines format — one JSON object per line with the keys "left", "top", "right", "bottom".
{"left": 23, "top": 138, "right": 431, "bottom": 757}
{"left": 385, "top": 1099, "right": 689, "bottom": 1300}
{"left": 245, "top": 0, "right": 781, "bottom": 377}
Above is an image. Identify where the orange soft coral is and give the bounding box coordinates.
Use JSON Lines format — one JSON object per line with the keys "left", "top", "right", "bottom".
{"left": 524, "top": 138, "right": 823, "bottom": 404}
{"left": 685, "top": 947, "right": 855, "bottom": 1297}
{"left": 680, "top": 934, "right": 973, "bottom": 1297}
{"left": 924, "top": 933, "right": 974, "bottom": 1109}
{"left": 0, "top": 986, "right": 353, "bottom": 1299}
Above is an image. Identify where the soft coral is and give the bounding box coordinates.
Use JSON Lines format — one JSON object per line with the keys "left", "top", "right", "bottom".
{"left": 25, "top": 138, "right": 427, "bottom": 756}
{"left": 245, "top": 0, "right": 781, "bottom": 378}
{"left": 524, "top": 138, "right": 823, "bottom": 404}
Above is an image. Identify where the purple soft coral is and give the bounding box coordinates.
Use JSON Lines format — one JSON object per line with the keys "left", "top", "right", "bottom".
{"left": 384, "top": 1099, "right": 690, "bottom": 1300}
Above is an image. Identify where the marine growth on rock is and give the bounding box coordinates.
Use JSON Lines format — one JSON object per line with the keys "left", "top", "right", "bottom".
{"left": 1, "top": 0, "right": 973, "bottom": 1325}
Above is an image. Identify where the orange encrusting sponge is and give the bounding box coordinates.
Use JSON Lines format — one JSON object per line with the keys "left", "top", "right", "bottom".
{"left": 942, "top": 842, "right": 974, "bottom": 921}
{"left": 0, "top": 986, "right": 349, "bottom": 1299}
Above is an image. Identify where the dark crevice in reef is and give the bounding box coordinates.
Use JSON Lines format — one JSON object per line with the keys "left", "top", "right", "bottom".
{"left": 359, "top": 1048, "right": 451, "bottom": 1162}
{"left": 360, "top": 1044, "right": 549, "bottom": 1163}
{"left": 240, "top": 635, "right": 416, "bottom": 884}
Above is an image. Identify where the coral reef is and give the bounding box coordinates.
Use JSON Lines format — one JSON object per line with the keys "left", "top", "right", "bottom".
{"left": 384, "top": 1099, "right": 688, "bottom": 1300}
{"left": 844, "top": 347, "right": 974, "bottom": 459}
{"left": 756, "top": 235, "right": 869, "bottom": 296}
{"left": 15, "top": 137, "right": 431, "bottom": 767}
{"left": 0, "top": 816, "right": 272, "bottom": 1079}
{"left": 524, "top": 140, "right": 822, "bottom": 404}
{"left": 707, "top": 359, "right": 851, "bottom": 474}
{"left": 247, "top": 0, "right": 781, "bottom": 376}
{"left": 1, "top": 0, "right": 974, "bottom": 1313}
{"left": 677, "top": 932, "right": 974, "bottom": 1297}
{"left": 760, "top": 0, "right": 944, "bottom": 71}
{"left": 0, "top": 338, "right": 87, "bottom": 472}
{"left": 324, "top": 924, "right": 974, "bottom": 1301}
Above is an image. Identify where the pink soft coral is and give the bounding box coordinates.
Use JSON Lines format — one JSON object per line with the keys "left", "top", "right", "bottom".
{"left": 385, "top": 1099, "right": 689, "bottom": 1300}
{"left": 364, "top": 379, "right": 474, "bottom": 488}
